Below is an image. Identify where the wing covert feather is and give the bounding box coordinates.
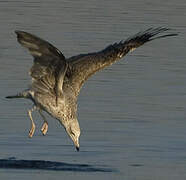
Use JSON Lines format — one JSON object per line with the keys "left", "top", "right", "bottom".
{"left": 15, "top": 31, "right": 67, "bottom": 101}
{"left": 67, "top": 28, "right": 177, "bottom": 95}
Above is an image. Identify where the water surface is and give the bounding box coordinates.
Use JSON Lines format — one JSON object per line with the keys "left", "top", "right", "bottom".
{"left": 0, "top": 0, "right": 186, "bottom": 179}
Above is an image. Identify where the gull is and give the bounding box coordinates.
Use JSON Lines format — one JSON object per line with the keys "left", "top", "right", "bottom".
{"left": 6, "top": 28, "right": 177, "bottom": 151}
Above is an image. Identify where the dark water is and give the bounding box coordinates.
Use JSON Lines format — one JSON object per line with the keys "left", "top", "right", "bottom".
{"left": 0, "top": 0, "right": 186, "bottom": 179}
{"left": 0, "top": 158, "right": 113, "bottom": 172}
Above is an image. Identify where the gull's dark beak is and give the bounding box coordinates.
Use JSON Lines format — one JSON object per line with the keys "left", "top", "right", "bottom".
{"left": 76, "top": 146, "right": 80, "bottom": 151}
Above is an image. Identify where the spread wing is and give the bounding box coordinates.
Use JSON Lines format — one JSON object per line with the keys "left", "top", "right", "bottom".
{"left": 67, "top": 27, "right": 177, "bottom": 96}
{"left": 15, "top": 31, "right": 67, "bottom": 104}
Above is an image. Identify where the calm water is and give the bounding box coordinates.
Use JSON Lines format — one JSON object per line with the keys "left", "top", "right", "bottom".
{"left": 0, "top": 0, "right": 186, "bottom": 179}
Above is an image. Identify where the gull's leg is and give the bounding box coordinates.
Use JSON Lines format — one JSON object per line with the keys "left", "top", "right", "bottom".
{"left": 28, "top": 106, "right": 37, "bottom": 138}
{"left": 39, "top": 110, "right": 48, "bottom": 136}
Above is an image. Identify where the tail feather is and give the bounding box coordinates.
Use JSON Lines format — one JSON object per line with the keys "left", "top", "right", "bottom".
{"left": 6, "top": 91, "right": 29, "bottom": 99}
{"left": 6, "top": 95, "right": 24, "bottom": 99}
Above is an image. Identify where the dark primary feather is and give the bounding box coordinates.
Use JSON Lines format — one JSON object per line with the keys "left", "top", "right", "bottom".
{"left": 15, "top": 31, "right": 67, "bottom": 103}
{"left": 67, "top": 27, "right": 178, "bottom": 95}
{"left": 15, "top": 28, "right": 177, "bottom": 99}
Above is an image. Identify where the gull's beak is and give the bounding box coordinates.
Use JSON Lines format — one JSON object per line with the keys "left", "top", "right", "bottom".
{"left": 66, "top": 126, "right": 80, "bottom": 152}
{"left": 74, "top": 139, "right": 80, "bottom": 152}
{"left": 76, "top": 146, "right": 80, "bottom": 151}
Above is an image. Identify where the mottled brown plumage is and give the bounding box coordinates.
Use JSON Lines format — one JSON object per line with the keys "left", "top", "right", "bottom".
{"left": 6, "top": 28, "right": 177, "bottom": 151}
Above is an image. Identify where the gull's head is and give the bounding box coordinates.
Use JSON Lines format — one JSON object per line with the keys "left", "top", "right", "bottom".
{"left": 65, "top": 119, "right": 81, "bottom": 151}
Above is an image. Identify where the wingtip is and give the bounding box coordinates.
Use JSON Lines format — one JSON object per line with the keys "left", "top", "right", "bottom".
{"left": 14, "top": 30, "right": 24, "bottom": 43}
{"left": 15, "top": 30, "right": 21, "bottom": 35}
{"left": 14, "top": 30, "right": 24, "bottom": 39}
{"left": 148, "top": 28, "right": 178, "bottom": 41}
{"left": 15, "top": 30, "right": 30, "bottom": 38}
{"left": 14, "top": 30, "right": 37, "bottom": 44}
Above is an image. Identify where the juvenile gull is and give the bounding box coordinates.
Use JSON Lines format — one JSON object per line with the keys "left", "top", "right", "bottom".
{"left": 6, "top": 28, "right": 177, "bottom": 151}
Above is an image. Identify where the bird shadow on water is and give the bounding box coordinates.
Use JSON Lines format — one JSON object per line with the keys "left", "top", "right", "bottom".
{"left": 0, "top": 157, "right": 114, "bottom": 172}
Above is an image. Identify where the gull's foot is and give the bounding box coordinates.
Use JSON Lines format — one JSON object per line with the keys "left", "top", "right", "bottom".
{"left": 41, "top": 122, "right": 48, "bottom": 136}
{"left": 29, "top": 124, "right": 35, "bottom": 138}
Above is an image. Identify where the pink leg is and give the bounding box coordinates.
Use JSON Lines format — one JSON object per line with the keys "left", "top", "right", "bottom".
{"left": 39, "top": 110, "right": 48, "bottom": 136}
{"left": 28, "top": 106, "right": 36, "bottom": 138}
